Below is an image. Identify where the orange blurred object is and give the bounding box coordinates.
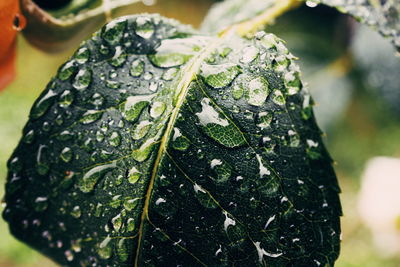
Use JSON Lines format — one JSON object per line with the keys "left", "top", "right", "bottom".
{"left": 0, "top": 0, "right": 26, "bottom": 91}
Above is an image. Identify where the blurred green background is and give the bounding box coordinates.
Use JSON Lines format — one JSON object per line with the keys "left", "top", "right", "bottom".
{"left": 1, "top": 0, "right": 400, "bottom": 266}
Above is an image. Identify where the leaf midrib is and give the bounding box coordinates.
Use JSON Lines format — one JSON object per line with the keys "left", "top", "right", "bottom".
{"left": 133, "top": 31, "right": 229, "bottom": 266}
{"left": 133, "top": 0, "right": 301, "bottom": 264}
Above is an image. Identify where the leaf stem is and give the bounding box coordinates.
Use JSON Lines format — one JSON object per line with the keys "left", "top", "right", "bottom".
{"left": 219, "top": 0, "right": 303, "bottom": 38}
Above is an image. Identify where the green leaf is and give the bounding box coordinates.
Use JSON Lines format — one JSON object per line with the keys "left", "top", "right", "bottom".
{"left": 351, "top": 24, "right": 400, "bottom": 116}
{"left": 3, "top": 14, "right": 341, "bottom": 266}
{"left": 201, "top": 0, "right": 279, "bottom": 34}
{"left": 313, "top": 0, "right": 400, "bottom": 52}
{"left": 203, "top": 0, "right": 400, "bottom": 51}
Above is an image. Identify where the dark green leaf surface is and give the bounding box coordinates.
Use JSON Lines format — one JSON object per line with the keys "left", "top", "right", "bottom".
{"left": 3, "top": 14, "right": 341, "bottom": 266}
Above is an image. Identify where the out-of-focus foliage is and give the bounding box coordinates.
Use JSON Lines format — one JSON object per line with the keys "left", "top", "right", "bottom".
{"left": 316, "top": 0, "right": 400, "bottom": 51}
{"left": 351, "top": 24, "right": 400, "bottom": 117}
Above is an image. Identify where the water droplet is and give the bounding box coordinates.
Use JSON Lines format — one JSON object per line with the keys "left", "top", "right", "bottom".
{"left": 253, "top": 241, "right": 282, "bottom": 263}
{"left": 210, "top": 159, "right": 231, "bottom": 183}
{"left": 109, "top": 46, "right": 127, "bottom": 67}
{"left": 149, "top": 81, "right": 159, "bottom": 92}
{"left": 42, "top": 121, "right": 51, "bottom": 132}
{"left": 148, "top": 37, "right": 205, "bottom": 68}
{"left": 94, "top": 203, "right": 103, "bottom": 217}
{"left": 102, "top": 19, "right": 127, "bottom": 45}
{"left": 196, "top": 98, "right": 229, "bottom": 127}
{"left": 111, "top": 213, "right": 123, "bottom": 231}
{"left": 219, "top": 47, "right": 232, "bottom": 58}
{"left": 123, "top": 198, "right": 139, "bottom": 211}
{"left": 162, "top": 68, "right": 179, "bottom": 81}
{"left": 57, "top": 130, "right": 74, "bottom": 141}
{"left": 72, "top": 68, "right": 92, "bottom": 90}
{"left": 78, "top": 162, "right": 117, "bottom": 193}
{"left": 130, "top": 59, "right": 145, "bottom": 77}
{"left": 132, "top": 120, "right": 152, "bottom": 140}
{"left": 223, "top": 211, "right": 236, "bottom": 231}
{"left": 128, "top": 167, "right": 141, "bottom": 184}
{"left": 71, "top": 239, "right": 82, "bottom": 252}
{"left": 288, "top": 130, "right": 300, "bottom": 147}
{"left": 55, "top": 114, "right": 64, "bottom": 125}
{"left": 110, "top": 195, "right": 122, "bottom": 208}
{"left": 58, "top": 61, "right": 77, "bottom": 81}
{"left": 196, "top": 98, "right": 245, "bottom": 148}
{"left": 98, "top": 236, "right": 113, "bottom": 259}
{"left": 272, "top": 90, "right": 286, "bottom": 105}
{"left": 89, "top": 93, "right": 105, "bottom": 108}
{"left": 36, "top": 145, "right": 49, "bottom": 175}
{"left": 80, "top": 110, "right": 104, "bottom": 124}
{"left": 23, "top": 129, "right": 35, "bottom": 144}
{"left": 172, "top": 128, "right": 190, "bottom": 151}
{"left": 109, "top": 132, "right": 121, "bottom": 147}
{"left": 240, "top": 46, "right": 259, "bottom": 63}
{"left": 59, "top": 90, "right": 74, "bottom": 108}
{"left": 200, "top": 63, "right": 241, "bottom": 89}
{"left": 256, "top": 154, "right": 270, "bottom": 177}
{"left": 232, "top": 105, "right": 240, "bottom": 114}
{"left": 246, "top": 77, "right": 270, "bottom": 107}
{"left": 64, "top": 250, "right": 74, "bottom": 262}
{"left": 127, "top": 218, "right": 135, "bottom": 232}
{"left": 306, "top": 0, "right": 318, "bottom": 8}
{"left": 155, "top": 198, "right": 166, "bottom": 205}
{"left": 116, "top": 239, "right": 129, "bottom": 262}
{"left": 99, "top": 44, "right": 110, "bottom": 55}
{"left": 143, "top": 72, "right": 153, "bottom": 80}
{"left": 60, "top": 147, "right": 73, "bottom": 163}
{"left": 132, "top": 138, "right": 156, "bottom": 162}
{"left": 257, "top": 112, "right": 272, "bottom": 129}
{"left": 122, "top": 94, "right": 155, "bottom": 122}
{"left": 105, "top": 80, "right": 120, "bottom": 89}
{"left": 135, "top": 17, "right": 155, "bottom": 39}
{"left": 31, "top": 89, "right": 57, "bottom": 119}
{"left": 74, "top": 47, "right": 90, "bottom": 64}
{"left": 232, "top": 83, "right": 244, "bottom": 100}
{"left": 150, "top": 101, "right": 166, "bottom": 118}
{"left": 34, "top": 197, "right": 48, "bottom": 212}
{"left": 71, "top": 206, "right": 81, "bottom": 218}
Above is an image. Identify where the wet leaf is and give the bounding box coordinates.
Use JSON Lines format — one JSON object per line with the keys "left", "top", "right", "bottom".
{"left": 314, "top": 0, "right": 400, "bottom": 52}
{"left": 201, "top": 0, "right": 281, "bottom": 34}
{"left": 3, "top": 14, "right": 341, "bottom": 266}
{"left": 351, "top": 23, "right": 400, "bottom": 116}
{"left": 203, "top": 0, "right": 400, "bottom": 51}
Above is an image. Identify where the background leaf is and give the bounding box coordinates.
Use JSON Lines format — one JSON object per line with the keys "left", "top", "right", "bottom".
{"left": 314, "top": 0, "right": 400, "bottom": 52}
{"left": 203, "top": 0, "right": 400, "bottom": 51}
{"left": 351, "top": 23, "right": 400, "bottom": 116}
{"left": 20, "top": 0, "right": 143, "bottom": 52}
{"left": 201, "top": 0, "right": 279, "bottom": 34}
